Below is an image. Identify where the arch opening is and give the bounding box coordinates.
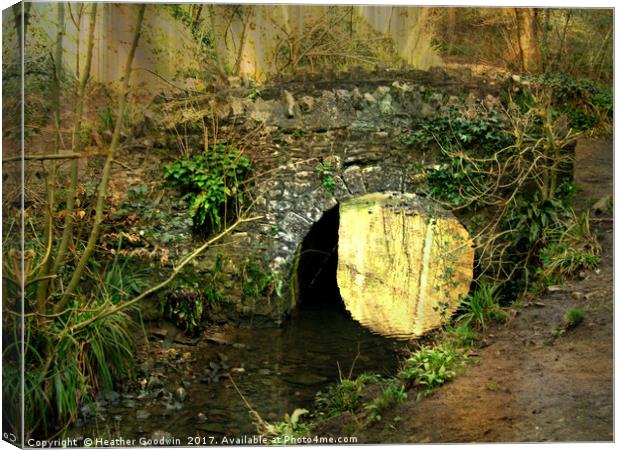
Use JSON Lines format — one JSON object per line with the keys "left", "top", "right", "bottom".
{"left": 294, "top": 205, "right": 345, "bottom": 311}
{"left": 291, "top": 192, "right": 475, "bottom": 339}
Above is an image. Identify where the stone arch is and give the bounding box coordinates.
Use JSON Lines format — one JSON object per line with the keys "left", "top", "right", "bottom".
{"left": 176, "top": 70, "right": 508, "bottom": 324}
{"left": 253, "top": 154, "right": 474, "bottom": 336}
{"left": 259, "top": 157, "right": 406, "bottom": 277}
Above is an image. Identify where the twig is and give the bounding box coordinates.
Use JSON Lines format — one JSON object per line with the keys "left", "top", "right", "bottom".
{"left": 347, "top": 342, "right": 361, "bottom": 379}
{"left": 228, "top": 373, "right": 272, "bottom": 434}
{"left": 3, "top": 152, "right": 81, "bottom": 163}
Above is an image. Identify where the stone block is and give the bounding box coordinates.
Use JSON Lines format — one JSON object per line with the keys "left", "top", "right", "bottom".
{"left": 351, "top": 88, "right": 364, "bottom": 110}
{"left": 282, "top": 90, "right": 297, "bottom": 118}
{"left": 362, "top": 166, "right": 388, "bottom": 192}
{"left": 332, "top": 175, "right": 351, "bottom": 201}
{"left": 342, "top": 166, "right": 366, "bottom": 196}
{"left": 279, "top": 211, "right": 311, "bottom": 243}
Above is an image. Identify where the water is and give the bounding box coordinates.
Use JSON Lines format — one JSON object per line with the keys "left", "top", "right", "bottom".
{"left": 70, "top": 299, "right": 403, "bottom": 443}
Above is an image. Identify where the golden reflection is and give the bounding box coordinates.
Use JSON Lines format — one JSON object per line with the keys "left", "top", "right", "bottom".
{"left": 337, "top": 193, "right": 474, "bottom": 339}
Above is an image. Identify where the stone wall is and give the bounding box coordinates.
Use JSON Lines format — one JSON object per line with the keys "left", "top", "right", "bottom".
{"left": 141, "top": 67, "right": 511, "bottom": 323}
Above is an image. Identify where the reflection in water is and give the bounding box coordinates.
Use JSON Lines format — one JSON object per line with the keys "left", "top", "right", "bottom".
{"left": 338, "top": 192, "right": 474, "bottom": 338}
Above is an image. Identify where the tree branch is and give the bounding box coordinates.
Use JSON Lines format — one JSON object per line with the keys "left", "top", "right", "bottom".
{"left": 62, "top": 215, "right": 262, "bottom": 334}
{"left": 53, "top": 3, "right": 98, "bottom": 275}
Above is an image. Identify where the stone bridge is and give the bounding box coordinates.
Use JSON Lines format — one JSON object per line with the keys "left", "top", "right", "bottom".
{"left": 150, "top": 68, "right": 511, "bottom": 330}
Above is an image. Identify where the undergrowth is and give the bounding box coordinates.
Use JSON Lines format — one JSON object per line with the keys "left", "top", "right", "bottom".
{"left": 398, "top": 346, "right": 459, "bottom": 400}
{"left": 525, "top": 72, "right": 612, "bottom": 133}
{"left": 458, "top": 283, "right": 507, "bottom": 330}
{"left": 3, "top": 255, "right": 146, "bottom": 438}
{"left": 161, "top": 254, "right": 230, "bottom": 334}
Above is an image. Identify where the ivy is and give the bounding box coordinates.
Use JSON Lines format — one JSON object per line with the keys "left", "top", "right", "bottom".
{"left": 400, "top": 111, "right": 513, "bottom": 155}
{"left": 425, "top": 156, "right": 489, "bottom": 208}
{"left": 163, "top": 144, "right": 251, "bottom": 232}
{"left": 523, "top": 72, "right": 613, "bottom": 131}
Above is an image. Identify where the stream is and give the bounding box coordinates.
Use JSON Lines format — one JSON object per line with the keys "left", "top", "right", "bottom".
{"left": 68, "top": 299, "right": 404, "bottom": 444}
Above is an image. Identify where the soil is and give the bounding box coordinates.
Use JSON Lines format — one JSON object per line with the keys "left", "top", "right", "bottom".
{"left": 317, "top": 138, "right": 614, "bottom": 443}
{"left": 573, "top": 138, "right": 614, "bottom": 211}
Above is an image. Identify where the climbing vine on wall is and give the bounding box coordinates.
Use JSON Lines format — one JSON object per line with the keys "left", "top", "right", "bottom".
{"left": 164, "top": 144, "right": 251, "bottom": 232}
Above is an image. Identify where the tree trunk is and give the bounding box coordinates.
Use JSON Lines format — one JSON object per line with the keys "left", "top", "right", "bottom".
{"left": 207, "top": 5, "right": 229, "bottom": 80}
{"left": 554, "top": 10, "right": 572, "bottom": 72}
{"left": 541, "top": 8, "right": 551, "bottom": 73}
{"left": 36, "top": 2, "right": 65, "bottom": 313}
{"left": 446, "top": 7, "right": 457, "bottom": 48}
{"left": 514, "top": 8, "right": 543, "bottom": 74}
{"left": 233, "top": 6, "right": 252, "bottom": 76}
{"left": 52, "top": 3, "right": 98, "bottom": 276}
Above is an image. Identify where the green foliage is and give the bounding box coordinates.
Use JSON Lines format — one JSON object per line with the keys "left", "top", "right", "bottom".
{"left": 5, "top": 264, "right": 141, "bottom": 438}
{"left": 3, "top": 299, "right": 139, "bottom": 436}
{"left": 98, "top": 105, "right": 115, "bottom": 133}
{"left": 531, "top": 72, "right": 613, "bottom": 131}
{"left": 247, "top": 83, "right": 262, "bottom": 102}
{"left": 398, "top": 346, "right": 458, "bottom": 400}
{"left": 533, "top": 210, "right": 600, "bottom": 290}
{"left": 162, "top": 255, "right": 227, "bottom": 333}
{"left": 443, "top": 321, "right": 478, "bottom": 350}
{"left": 458, "top": 283, "right": 506, "bottom": 330}
{"left": 400, "top": 111, "right": 513, "bottom": 152}
{"left": 316, "top": 373, "right": 380, "bottom": 415}
{"left": 92, "top": 251, "right": 149, "bottom": 303}
{"left": 501, "top": 191, "right": 572, "bottom": 250}
{"left": 402, "top": 112, "right": 512, "bottom": 208}
{"left": 239, "top": 255, "right": 283, "bottom": 303}
{"left": 554, "top": 307, "right": 586, "bottom": 337}
{"left": 316, "top": 162, "right": 336, "bottom": 194}
{"left": 561, "top": 209, "right": 601, "bottom": 255}
{"left": 161, "top": 288, "right": 208, "bottom": 334}
{"left": 425, "top": 156, "right": 489, "bottom": 208}
{"left": 266, "top": 409, "right": 311, "bottom": 444}
{"left": 163, "top": 144, "right": 251, "bottom": 231}
{"left": 564, "top": 307, "right": 585, "bottom": 328}
{"left": 364, "top": 382, "right": 407, "bottom": 421}
{"left": 539, "top": 243, "right": 600, "bottom": 280}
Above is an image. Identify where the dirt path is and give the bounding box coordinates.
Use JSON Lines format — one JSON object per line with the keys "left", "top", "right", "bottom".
{"left": 323, "top": 138, "right": 614, "bottom": 443}
{"left": 362, "top": 245, "right": 613, "bottom": 443}
{"left": 573, "top": 138, "right": 614, "bottom": 208}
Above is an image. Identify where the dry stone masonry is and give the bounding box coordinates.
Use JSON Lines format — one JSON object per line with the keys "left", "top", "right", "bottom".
{"left": 148, "top": 68, "right": 512, "bottom": 325}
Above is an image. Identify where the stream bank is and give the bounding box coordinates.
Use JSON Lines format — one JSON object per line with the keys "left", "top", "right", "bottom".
{"left": 67, "top": 297, "right": 405, "bottom": 442}
{"left": 66, "top": 138, "right": 612, "bottom": 445}
{"left": 313, "top": 137, "right": 614, "bottom": 443}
